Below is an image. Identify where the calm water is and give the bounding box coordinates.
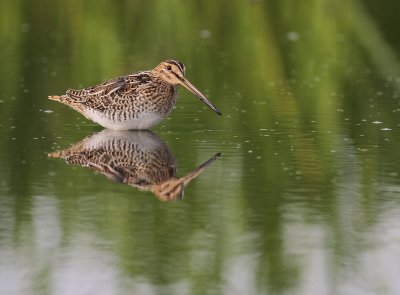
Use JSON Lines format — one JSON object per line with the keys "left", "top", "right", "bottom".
{"left": 1, "top": 0, "right": 400, "bottom": 294}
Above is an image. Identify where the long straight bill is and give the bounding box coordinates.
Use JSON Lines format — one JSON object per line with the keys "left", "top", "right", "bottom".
{"left": 180, "top": 77, "right": 222, "bottom": 115}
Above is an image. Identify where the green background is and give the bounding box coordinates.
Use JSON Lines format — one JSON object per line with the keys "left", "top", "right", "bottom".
{"left": 1, "top": 0, "right": 400, "bottom": 294}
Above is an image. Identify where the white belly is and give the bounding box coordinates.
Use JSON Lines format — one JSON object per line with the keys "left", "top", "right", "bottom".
{"left": 86, "top": 110, "right": 167, "bottom": 130}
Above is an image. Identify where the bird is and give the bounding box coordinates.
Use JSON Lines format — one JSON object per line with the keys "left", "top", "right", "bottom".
{"left": 48, "top": 60, "right": 221, "bottom": 130}
{"left": 48, "top": 129, "right": 221, "bottom": 201}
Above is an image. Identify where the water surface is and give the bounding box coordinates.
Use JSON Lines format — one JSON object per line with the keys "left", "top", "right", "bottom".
{"left": 1, "top": 0, "right": 400, "bottom": 294}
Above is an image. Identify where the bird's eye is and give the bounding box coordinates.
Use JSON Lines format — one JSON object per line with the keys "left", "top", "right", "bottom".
{"left": 166, "top": 65, "right": 172, "bottom": 71}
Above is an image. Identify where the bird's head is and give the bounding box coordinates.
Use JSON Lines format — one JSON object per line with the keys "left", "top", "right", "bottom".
{"left": 153, "top": 60, "right": 221, "bottom": 115}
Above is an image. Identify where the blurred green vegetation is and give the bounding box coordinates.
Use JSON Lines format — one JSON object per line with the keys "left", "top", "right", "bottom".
{"left": 1, "top": 0, "right": 400, "bottom": 294}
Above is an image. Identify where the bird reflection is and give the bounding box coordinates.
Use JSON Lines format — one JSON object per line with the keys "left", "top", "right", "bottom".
{"left": 48, "top": 130, "right": 220, "bottom": 201}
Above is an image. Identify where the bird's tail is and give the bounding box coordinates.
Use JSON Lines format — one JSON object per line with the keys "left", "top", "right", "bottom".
{"left": 47, "top": 151, "right": 62, "bottom": 158}
{"left": 48, "top": 95, "right": 61, "bottom": 101}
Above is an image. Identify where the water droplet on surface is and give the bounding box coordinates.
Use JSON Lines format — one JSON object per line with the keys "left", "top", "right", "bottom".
{"left": 287, "top": 31, "right": 299, "bottom": 41}
{"left": 20, "top": 23, "right": 31, "bottom": 33}
{"left": 200, "top": 30, "right": 211, "bottom": 39}
{"left": 337, "top": 34, "right": 346, "bottom": 42}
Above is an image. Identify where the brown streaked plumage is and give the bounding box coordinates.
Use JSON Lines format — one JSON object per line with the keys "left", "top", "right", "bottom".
{"left": 48, "top": 60, "right": 221, "bottom": 130}
{"left": 48, "top": 129, "right": 221, "bottom": 201}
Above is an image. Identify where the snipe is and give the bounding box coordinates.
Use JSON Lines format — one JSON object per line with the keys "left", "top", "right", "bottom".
{"left": 48, "top": 130, "right": 220, "bottom": 201}
{"left": 48, "top": 60, "right": 221, "bottom": 130}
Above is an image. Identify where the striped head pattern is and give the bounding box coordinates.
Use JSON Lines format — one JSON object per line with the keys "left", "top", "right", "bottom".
{"left": 152, "top": 59, "right": 222, "bottom": 115}
{"left": 153, "top": 60, "right": 186, "bottom": 85}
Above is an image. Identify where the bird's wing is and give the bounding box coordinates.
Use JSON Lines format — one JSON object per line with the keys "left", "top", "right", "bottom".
{"left": 65, "top": 72, "right": 151, "bottom": 103}
{"left": 66, "top": 77, "right": 127, "bottom": 102}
